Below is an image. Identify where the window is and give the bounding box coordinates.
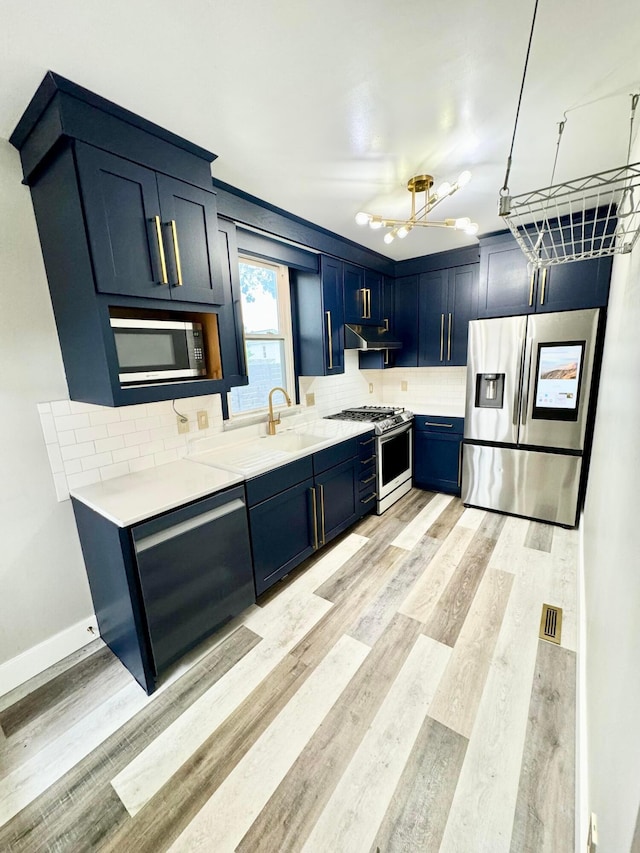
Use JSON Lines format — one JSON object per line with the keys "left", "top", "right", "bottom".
{"left": 229, "top": 258, "right": 296, "bottom": 415}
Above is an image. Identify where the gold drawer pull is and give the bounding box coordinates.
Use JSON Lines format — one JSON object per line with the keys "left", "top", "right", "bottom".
{"left": 325, "top": 310, "right": 333, "bottom": 370}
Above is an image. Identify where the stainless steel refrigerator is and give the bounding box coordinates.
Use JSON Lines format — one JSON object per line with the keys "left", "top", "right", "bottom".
{"left": 461, "top": 308, "right": 602, "bottom": 527}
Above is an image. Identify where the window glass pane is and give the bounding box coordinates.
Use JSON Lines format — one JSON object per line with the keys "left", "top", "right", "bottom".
{"left": 239, "top": 262, "right": 279, "bottom": 334}
{"left": 230, "top": 339, "right": 287, "bottom": 413}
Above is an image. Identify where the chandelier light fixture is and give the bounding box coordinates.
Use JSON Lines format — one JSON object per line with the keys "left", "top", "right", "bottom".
{"left": 355, "top": 171, "right": 478, "bottom": 244}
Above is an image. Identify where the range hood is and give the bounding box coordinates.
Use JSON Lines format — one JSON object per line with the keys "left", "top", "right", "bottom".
{"left": 344, "top": 324, "right": 402, "bottom": 351}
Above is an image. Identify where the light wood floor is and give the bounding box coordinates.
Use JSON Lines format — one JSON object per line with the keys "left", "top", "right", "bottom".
{"left": 0, "top": 489, "right": 577, "bottom": 852}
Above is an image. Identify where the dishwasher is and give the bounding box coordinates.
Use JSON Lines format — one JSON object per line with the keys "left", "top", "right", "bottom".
{"left": 131, "top": 484, "right": 254, "bottom": 674}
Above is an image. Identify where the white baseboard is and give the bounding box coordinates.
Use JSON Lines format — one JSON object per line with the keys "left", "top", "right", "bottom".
{"left": 0, "top": 614, "right": 99, "bottom": 698}
{"left": 577, "top": 517, "right": 589, "bottom": 853}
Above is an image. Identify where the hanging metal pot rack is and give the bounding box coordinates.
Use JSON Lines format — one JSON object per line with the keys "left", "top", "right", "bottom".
{"left": 499, "top": 0, "right": 640, "bottom": 267}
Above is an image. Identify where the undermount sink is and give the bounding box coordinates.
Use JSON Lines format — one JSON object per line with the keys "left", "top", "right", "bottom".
{"left": 258, "top": 432, "right": 325, "bottom": 452}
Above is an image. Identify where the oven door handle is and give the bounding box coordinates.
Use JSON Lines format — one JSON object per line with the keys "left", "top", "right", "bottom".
{"left": 378, "top": 421, "right": 413, "bottom": 443}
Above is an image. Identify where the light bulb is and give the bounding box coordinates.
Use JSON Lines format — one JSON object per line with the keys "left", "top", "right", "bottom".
{"left": 465, "top": 222, "right": 479, "bottom": 236}
{"left": 457, "top": 170, "right": 472, "bottom": 187}
{"left": 397, "top": 224, "right": 410, "bottom": 239}
{"left": 355, "top": 211, "right": 370, "bottom": 226}
{"left": 369, "top": 217, "right": 383, "bottom": 230}
{"left": 437, "top": 181, "right": 452, "bottom": 197}
{"left": 454, "top": 217, "right": 471, "bottom": 230}
{"left": 384, "top": 230, "right": 396, "bottom": 244}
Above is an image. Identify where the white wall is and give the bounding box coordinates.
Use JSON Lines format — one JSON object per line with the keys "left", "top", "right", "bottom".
{"left": 583, "top": 231, "right": 640, "bottom": 847}
{"left": 0, "top": 138, "right": 95, "bottom": 669}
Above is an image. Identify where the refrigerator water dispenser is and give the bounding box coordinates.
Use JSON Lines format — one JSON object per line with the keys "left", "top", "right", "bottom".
{"left": 475, "top": 373, "right": 505, "bottom": 408}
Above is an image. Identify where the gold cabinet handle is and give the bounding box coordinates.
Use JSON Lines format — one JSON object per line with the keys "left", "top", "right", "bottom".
{"left": 319, "top": 484, "right": 326, "bottom": 545}
{"left": 360, "top": 288, "right": 367, "bottom": 319}
{"left": 325, "top": 310, "right": 333, "bottom": 370}
{"left": 361, "top": 473, "right": 376, "bottom": 485}
{"left": 361, "top": 492, "right": 377, "bottom": 504}
{"left": 367, "top": 288, "right": 372, "bottom": 319}
{"left": 528, "top": 272, "right": 535, "bottom": 306}
{"left": 540, "top": 268, "right": 548, "bottom": 305}
{"left": 310, "top": 487, "right": 319, "bottom": 550}
{"left": 169, "top": 220, "right": 184, "bottom": 286}
{"left": 359, "top": 435, "right": 376, "bottom": 447}
{"left": 383, "top": 317, "right": 389, "bottom": 331}
{"left": 384, "top": 348, "right": 389, "bottom": 366}
{"left": 447, "top": 313, "right": 452, "bottom": 361}
{"left": 361, "top": 454, "right": 376, "bottom": 465}
{"left": 424, "top": 421, "right": 453, "bottom": 427}
{"left": 440, "top": 314, "right": 445, "bottom": 362}
{"left": 458, "top": 441, "right": 463, "bottom": 488}
{"left": 153, "top": 215, "right": 168, "bottom": 284}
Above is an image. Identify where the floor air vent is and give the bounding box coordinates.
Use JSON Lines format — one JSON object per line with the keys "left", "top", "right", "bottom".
{"left": 539, "top": 604, "right": 562, "bottom": 644}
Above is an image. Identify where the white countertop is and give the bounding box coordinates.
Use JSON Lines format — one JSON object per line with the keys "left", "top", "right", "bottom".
{"left": 188, "top": 419, "right": 373, "bottom": 478}
{"left": 69, "top": 417, "right": 374, "bottom": 527}
{"left": 69, "top": 460, "right": 244, "bottom": 527}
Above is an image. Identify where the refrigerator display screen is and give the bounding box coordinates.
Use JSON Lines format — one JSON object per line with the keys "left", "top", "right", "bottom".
{"left": 532, "top": 341, "right": 585, "bottom": 421}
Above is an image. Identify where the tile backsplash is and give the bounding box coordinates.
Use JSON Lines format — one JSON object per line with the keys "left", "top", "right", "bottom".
{"left": 38, "top": 395, "right": 224, "bottom": 502}
{"left": 38, "top": 356, "right": 468, "bottom": 502}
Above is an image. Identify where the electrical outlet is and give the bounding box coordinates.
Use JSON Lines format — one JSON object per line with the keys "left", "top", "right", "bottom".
{"left": 401, "top": 380, "right": 408, "bottom": 391}
{"left": 305, "top": 392, "right": 315, "bottom": 407}
{"left": 197, "top": 410, "right": 209, "bottom": 430}
{"left": 177, "top": 415, "right": 190, "bottom": 434}
{"left": 368, "top": 382, "right": 374, "bottom": 394}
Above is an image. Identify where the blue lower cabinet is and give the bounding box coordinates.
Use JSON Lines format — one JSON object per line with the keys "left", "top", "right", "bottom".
{"left": 315, "top": 457, "right": 359, "bottom": 543}
{"left": 413, "top": 415, "right": 464, "bottom": 495}
{"left": 249, "top": 477, "right": 317, "bottom": 596}
{"left": 247, "top": 438, "right": 361, "bottom": 595}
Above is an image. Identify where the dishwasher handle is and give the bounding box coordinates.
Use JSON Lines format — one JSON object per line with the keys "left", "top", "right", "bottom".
{"left": 134, "top": 498, "right": 245, "bottom": 554}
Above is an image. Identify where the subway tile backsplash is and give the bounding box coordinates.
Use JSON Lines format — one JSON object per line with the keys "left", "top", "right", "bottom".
{"left": 38, "top": 356, "right": 468, "bottom": 502}
{"left": 37, "top": 395, "right": 224, "bottom": 502}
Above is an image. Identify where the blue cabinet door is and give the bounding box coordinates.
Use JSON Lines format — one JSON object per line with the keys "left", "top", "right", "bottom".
{"left": 413, "top": 431, "right": 462, "bottom": 495}
{"left": 393, "top": 275, "right": 419, "bottom": 367}
{"left": 447, "top": 264, "right": 479, "bottom": 365}
{"left": 156, "top": 175, "right": 224, "bottom": 305}
{"left": 76, "top": 143, "right": 224, "bottom": 305}
{"left": 478, "top": 233, "right": 536, "bottom": 318}
{"left": 343, "top": 262, "right": 366, "bottom": 323}
{"left": 359, "top": 276, "right": 395, "bottom": 369}
{"left": 418, "top": 270, "right": 448, "bottom": 365}
{"left": 364, "top": 268, "right": 383, "bottom": 324}
{"left": 315, "top": 457, "right": 358, "bottom": 544}
{"left": 75, "top": 143, "right": 165, "bottom": 299}
{"left": 295, "top": 256, "right": 344, "bottom": 376}
{"left": 249, "top": 477, "right": 316, "bottom": 595}
{"left": 534, "top": 256, "right": 612, "bottom": 313}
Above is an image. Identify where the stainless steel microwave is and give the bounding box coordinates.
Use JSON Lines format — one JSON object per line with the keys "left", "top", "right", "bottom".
{"left": 110, "top": 318, "right": 207, "bottom": 384}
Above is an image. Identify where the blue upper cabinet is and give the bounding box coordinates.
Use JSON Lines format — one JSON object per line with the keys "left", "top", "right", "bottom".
{"left": 393, "top": 275, "right": 419, "bottom": 367}
{"left": 344, "top": 262, "right": 382, "bottom": 324}
{"left": 358, "top": 275, "right": 395, "bottom": 369}
{"left": 295, "top": 255, "right": 345, "bottom": 376}
{"left": 478, "top": 230, "right": 611, "bottom": 317}
{"left": 76, "top": 144, "right": 224, "bottom": 305}
{"left": 418, "top": 263, "right": 478, "bottom": 366}
{"left": 418, "top": 270, "right": 447, "bottom": 366}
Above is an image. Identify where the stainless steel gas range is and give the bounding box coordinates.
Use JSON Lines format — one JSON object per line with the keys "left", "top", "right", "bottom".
{"left": 325, "top": 406, "right": 414, "bottom": 514}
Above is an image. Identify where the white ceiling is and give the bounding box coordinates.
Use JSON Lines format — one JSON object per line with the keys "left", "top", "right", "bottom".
{"left": 2, "top": 0, "right": 639, "bottom": 260}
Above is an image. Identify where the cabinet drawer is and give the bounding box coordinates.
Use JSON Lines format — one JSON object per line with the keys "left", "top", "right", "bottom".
{"left": 359, "top": 464, "right": 377, "bottom": 493}
{"left": 414, "top": 415, "right": 464, "bottom": 435}
{"left": 357, "top": 431, "right": 376, "bottom": 458}
{"left": 313, "top": 438, "right": 357, "bottom": 475}
{"left": 245, "top": 456, "right": 314, "bottom": 507}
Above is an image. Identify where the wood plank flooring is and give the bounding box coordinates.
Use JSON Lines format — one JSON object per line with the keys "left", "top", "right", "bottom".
{"left": 0, "top": 489, "right": 578, "bottom": 852}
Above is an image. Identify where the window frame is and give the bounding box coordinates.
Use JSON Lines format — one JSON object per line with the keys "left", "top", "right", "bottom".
{"left": 228, "top": 256, "right": 297, "bottom": 417}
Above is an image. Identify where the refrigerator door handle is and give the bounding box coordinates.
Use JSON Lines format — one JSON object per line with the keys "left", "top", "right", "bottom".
{"left": 520, "top": 340, "right": 534, "bottom": 426}
{"left": 513, "top": 340, "right": 526, "bottom": 426}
